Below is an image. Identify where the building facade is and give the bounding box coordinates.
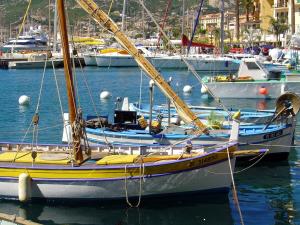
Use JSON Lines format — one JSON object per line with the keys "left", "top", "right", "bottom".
{"left": 274, "top": 0, "right": 300, "bottom": 34}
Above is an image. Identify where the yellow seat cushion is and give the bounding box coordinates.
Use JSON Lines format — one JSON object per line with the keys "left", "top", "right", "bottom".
{"left": 0, "top": 152, "right": 30, "bottom": 162}
{"left": 0, "top": 152, "right": 70, "bottom": 165}
{"left": 97, "top": 155, "right": 139, "bottom": 165}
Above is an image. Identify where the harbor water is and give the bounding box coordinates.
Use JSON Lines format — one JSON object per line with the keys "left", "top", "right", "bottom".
{"left": 0, "top": 67, "right": 299, "bottom": 225}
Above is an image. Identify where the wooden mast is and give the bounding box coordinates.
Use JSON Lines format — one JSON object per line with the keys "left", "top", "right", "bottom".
{"left": 57, "top": 0, "right": 83, "bottom": 162}
{"left": 76, "top": 0, "right": 209, "bottom": 135}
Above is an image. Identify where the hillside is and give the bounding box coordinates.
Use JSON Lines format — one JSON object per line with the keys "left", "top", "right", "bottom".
{"left": 0, "top": 0, "right": 225, "bottom": 39}
{"left": 0, "top": 0, "right": 220, "bottom": 25}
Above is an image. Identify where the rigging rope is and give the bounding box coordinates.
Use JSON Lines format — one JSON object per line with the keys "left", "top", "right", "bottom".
{"left": 187, "top": 0, "right": 205, "bottom": 55}
{"left": 137, "top": 0, "right": 232, "bottom": 118}
{"left": 155, "top": 0, "right": 172, "bottom": 53}
{"left": 51, "top": 58, "right": 73, "bottom": 155}
{"left": 138, "top": 69, "right": 143, "bottom": 110}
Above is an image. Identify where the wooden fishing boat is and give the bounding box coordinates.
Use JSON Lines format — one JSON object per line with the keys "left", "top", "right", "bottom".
{"left": 0, "top": 0, "right": 242, "bottom": 202}
{"left": 128, "top": 102, "right": 274, "bottom": 124}
{"left": 84, "top": 92, "right": 300, "bottom": 160}
{"left": 0, "top": 141, "right": 238, "bottom": 201}
{"left": 85, "top": 118, "right": 295, "bottom": 160}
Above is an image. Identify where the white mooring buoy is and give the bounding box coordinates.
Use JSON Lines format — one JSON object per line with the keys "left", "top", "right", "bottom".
{"left": 18, "top": 173, "right": 31, "bottom": 202}
{"left": 183, "top": 85, "right": 193, "bottom": 93}
{"left": 100, "top": 91, "right": 111, "bottom": 99}
{"left": 201, "top": 85, "right": 208, "bottom": 94}
{"left": 18, "top": 95, "right": 30, "bottom": 106}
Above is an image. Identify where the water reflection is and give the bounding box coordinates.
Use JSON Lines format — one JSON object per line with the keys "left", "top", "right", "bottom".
{"left": 232, "top": 161, "right": 294, "bottom": 225}
{"left": 0, "top": 194, "right": 234, "bottom": 225}
{"left": 19, "top": 105, "right": 30, "bottom": 114}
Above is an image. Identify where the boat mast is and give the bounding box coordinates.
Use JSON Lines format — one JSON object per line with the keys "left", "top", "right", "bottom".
{"left": 76, "top": 0, "right": 209, "bottom": 134}
{"left": 57, "top": 0, "right": 83, "bottom": 162}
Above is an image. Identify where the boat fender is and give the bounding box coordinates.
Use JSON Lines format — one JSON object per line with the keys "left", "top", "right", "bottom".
{"left": 259, "top": 86, "right": 268, "bottom": 95}
{"left": 18, "top": 173, "right": 31, "bottom": 202}
{"left": 210, "top": 124, "right": 221, "bottom": 130}
{"left": 138, "top": 116, "right": 148, "bottom": 129}
{"left": 233, "top": 110, "right": 241, "bottom": 119}
{"left": 201, "top": 85, "right": 208, "bottom": 94}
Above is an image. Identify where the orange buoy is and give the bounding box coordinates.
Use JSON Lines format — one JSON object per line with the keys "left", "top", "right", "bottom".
{"left": 259, "top": 86, "right": 268, "bottom": 95}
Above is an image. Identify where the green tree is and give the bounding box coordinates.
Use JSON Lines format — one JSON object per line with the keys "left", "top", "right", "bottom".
{"left": 269, "top": 16, "right": 289, "bottom": 46}
{"left": 211, "top": 27, "right": 221, "bottom": 47}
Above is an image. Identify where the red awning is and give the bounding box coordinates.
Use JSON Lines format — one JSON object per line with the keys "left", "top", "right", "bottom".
{"left": 181, "top": 34, "right": 214, "bottom": 48}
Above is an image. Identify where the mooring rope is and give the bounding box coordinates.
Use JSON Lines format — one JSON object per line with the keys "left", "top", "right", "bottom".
{"left": 226, "top": 144, "right": 245, "bottom": 225}
{"left": 124, "top": 163, "right": 145, "bottom": 207}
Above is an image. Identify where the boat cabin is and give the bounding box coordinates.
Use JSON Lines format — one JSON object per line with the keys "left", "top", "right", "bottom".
{"left": 237, "top": 58, "right": 281, "bottom": 81}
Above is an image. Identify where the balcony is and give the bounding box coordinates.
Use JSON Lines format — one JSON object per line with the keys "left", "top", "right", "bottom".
{"left": 273, "top": 3, "right": 288, "bottom": 8}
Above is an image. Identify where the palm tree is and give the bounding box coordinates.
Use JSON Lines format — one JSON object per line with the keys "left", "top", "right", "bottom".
{"left": 241, "top": 0, "right": 255, "bottom": 22}
{"left": 291, "top": 0, "right": 295, "bottom": 34}
{"left": 269, "top": 16, "right": 289, "bottom": 46}
{"left": 235, "top": 0, "right": 240, "bottom": 41}
{"left": 212, "top": 27, "right": 221, "bottom": 47}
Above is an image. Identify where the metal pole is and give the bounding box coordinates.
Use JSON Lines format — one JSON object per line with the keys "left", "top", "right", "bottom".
{"left": 142, "top": 0, "right": 145, "bottom": 38}
{"left": 121, "top": 0, "right": 126, "bottom": 32}
{"left": 182, "top": 0, "right": 185, "bottom": 35}
{"left": 220, "top": 0, "right": 225, "bottom": 55}
{"left": 181, "top": 0, "right": 185, "bottom": 54}
{"left": 53, "top": 0, "right": 58, "bottom": 52}
{"left": 167, "top": 77, "right": 172, "bottom": 126}
{"left": 149, "top": 80, "right": 154, "bottom": 133}
{"left": 48, "top": 0, "right": 51, "bottom": 45}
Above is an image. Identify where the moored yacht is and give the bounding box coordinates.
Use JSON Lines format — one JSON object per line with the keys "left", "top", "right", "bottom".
{"left": 1, "top": 26, "right": 48, "bottom": 52}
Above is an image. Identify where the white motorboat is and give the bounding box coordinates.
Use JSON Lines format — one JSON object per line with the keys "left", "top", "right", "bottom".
{"left": 151, "top": 54, "right": 240, "bottom": 72}
{"left": 202, "top": 58, "right": 300, "bottom": 99}
{"left": 95, "top": 46, "right": 160, "bottom": 67}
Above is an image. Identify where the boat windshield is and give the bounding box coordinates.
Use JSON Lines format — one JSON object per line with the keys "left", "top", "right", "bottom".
{"left": 245, "top": 60, "right": 269, "bottom": 74}
{"left": 245, "top": 61, "right": 260, "bottom": 70}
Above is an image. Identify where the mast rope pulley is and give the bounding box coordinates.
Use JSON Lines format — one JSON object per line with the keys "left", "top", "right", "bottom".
{"left": 72, "top": 108, "right": 90, "bottom": 156}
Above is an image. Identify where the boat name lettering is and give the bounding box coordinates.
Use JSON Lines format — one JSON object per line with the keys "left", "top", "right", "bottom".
{"left": 200, "top": 155, "right": 218, "bottom": 164}
{"left": 263, "top": 130, "right": 283, "bottom": 139}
